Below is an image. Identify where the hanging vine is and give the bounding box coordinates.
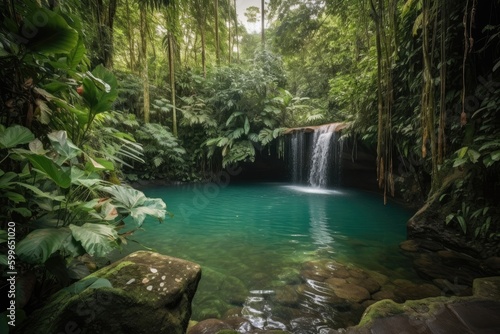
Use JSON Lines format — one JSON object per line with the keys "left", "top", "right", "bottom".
{"left": 461, "top": 0, "right": 477, "bottom": 126}
{"left": 371, "top": 0, "right": 397, "bottom": 204}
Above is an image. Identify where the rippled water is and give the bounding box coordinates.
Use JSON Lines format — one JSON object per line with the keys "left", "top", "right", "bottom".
{"left": 117, "top": 182, "right": 417, "bottom": 331}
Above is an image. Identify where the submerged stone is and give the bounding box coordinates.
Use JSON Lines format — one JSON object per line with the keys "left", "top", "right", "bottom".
{"left": 272, "top": 285, "right": 300, "bottom": 306}
{"left": 16, "top": 251, "right": 201, "bottom": 334}
{"left": 187, "top": 318, "right": 232, "bottom": 334}
{"left": 331, "top": 283, "right": 370, "bottom": 303}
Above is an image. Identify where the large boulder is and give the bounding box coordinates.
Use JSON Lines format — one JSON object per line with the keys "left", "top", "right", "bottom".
{"left": 16, "top": 251, "right": 201, "bottom": 334}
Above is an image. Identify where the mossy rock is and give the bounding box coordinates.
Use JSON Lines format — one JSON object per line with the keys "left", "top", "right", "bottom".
{"left": 473, "top": 276, "right": 500, "bottom": 299}
{"left": 358, "top": 299, "right": 405, "bottom": 327}
{"left": 16, "top": 251, "right": 201, "bottom": 334}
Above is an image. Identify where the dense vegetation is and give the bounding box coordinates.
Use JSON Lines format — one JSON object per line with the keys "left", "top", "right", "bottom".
{"left": 0, "top": 0, "right": 499, "bottom": 328}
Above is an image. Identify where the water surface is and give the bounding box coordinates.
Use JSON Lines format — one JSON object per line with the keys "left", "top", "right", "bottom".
{"left": 117, "top": 182, "right": 417, "bottom": 330}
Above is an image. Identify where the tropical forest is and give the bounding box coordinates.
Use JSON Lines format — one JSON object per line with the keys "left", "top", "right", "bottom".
{"left": 1, "top": 0, "right": 499, "bottom": 333}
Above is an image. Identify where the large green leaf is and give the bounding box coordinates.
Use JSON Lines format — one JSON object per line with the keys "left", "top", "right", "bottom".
{"left": 101, "top": 185, "right": 167, "bottom": 226}
{"left": 47, "top": 130, "right": 81, "bottom": 162}
{"left": 16, "top": 182, "right": 66, "bottom": 202}
{"left": 70, "top": 167, "right": 102, "bottom": 187}
{"left": 67, "top": 36, "right": 86, "bottom": 69}
{"left": 17, "top": 228, "right": 71, "bottom": 264}
{"left": 131, "top": 198, "right": 167, "bottom": 227}
{"left": 24, "top": 8, "right": 78, "bottom": 55}
{"left": 0, "top": 125, "right": 34, "bottom": 149}
{"left": 82, "top": 65, "right": 118, "bottom": 115}
{"left": 102, "top": 185, "right": 147, "bottom": 209}
{"left": 66, "top": 277, "right": 112, "bottom": 295}
{"left": 23, "top": 154, "right": 72, "bottom": 188}
{"left": 0, "top": 171, "right": 17, "bottom": 189}
{"left": 244, "top": 117, "right": 250, "bottom": 134}
{"left": 69, "top": 223, "right": 119, "bottom": 257}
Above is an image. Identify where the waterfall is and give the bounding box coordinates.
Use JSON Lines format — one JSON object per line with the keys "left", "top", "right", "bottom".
{"left": 308, "top": 124, "right": 343, "bottom": 188}
{"left": 290, "top": 132, "right": 306, "bottom": 184}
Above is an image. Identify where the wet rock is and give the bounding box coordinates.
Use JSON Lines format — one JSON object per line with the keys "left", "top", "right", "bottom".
{"left": 223, "top": 316, "right": 254, "bottom": 332}
{"left": 473, "top": 276, "right": 500, "bottom": 299}
{"left": 325, "top": 277, "right": 347, "bottom": 287}
{"left": 433, "top": 279, "right": 471, "bottom": 296}
{"left": 289, "top": 316, "right": 325, "bottom": 334}
{"left": 277, "top": 268, "right": 302, "bottom": 284}
{"left": 437, "top": 250, "right": 480, "bottom": 267}
{"left": 413, "top": 253, "right": 481, "bottom": 285}
{"left": 187, "top": 318, "right": 232, "bottom": 334}
{"left": 299, "top": 281, "right": 346, "bottom": 305}
{"left": 348, "top": 268, "right": 368, "bottom": 279}
{"left": 347, "top": 277, "right": 380, "bottom": 294}
{"left": 192, "top": 266, "right": 247, "bottom": 319}
{"left": 392, "top": 279, "right": 414, "bottom": 288}
{"left": 331, "top": 283, "right": 370, "bottom": 303}
{"left": 324, "top": 260, "right": 352, "bottom": 278}
{"left": 348, "top": 277, "right": 500, "bottom": 334}
{"left": 399, "top": 240, "right": 419, "bottom": 252}
{"left": 301, "top": 260, "right": 339, "bottom": 281}
{"left": 196, "top": 298, "right": 231, "bottom": 319}
{"left": 271, "top": 305, "right": 305, "bottom": 320}
{"left": 273, "top": 285, "right": 300, "bottom": 306}
{"left": 223, "top": 307, "right": 243, "bottom": 318}
{"left": 248, "top": 330, "right": 292, "bottom": 334}
{"left": 371, "top": 289, "right": 397, "bottom": 301}
{"left": 17, "top": 251, "right": 201, "bottom": 334}
{"left": 300, "top": 269, "right": 332, "bottom": 282}
{"left": 330, "top": 267, "right": 352, "bottom": 279}
{"left": 401, "top": 239, "right": 445, "bottom": 252}
{"left": 362, "top": 299, "right": 377, "bottom": 308}
{"left": 365, "top": 270, "right": 389, "bottom": 286}
{"left": 418, "top": 239, "right": 444, "bottom": 252}
{"left": 407, "top": 204, "right": 500, "bottom": 259}
{"left": 394, "top": 283, "right": 442, "bottom": 301}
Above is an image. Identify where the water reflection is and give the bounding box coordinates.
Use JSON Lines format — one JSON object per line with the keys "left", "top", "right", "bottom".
{"left": 308, "top": 195, "right": 335, "bottom": 250}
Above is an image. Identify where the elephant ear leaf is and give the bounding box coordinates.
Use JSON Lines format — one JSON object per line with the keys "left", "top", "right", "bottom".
{"left": 17, "top": 228, "right": 71, "bottom": 264}
{"left": 0, "top": 125, "right": 34, "bottom": 149}
{"left": 101, "top": 185, "right": 167, "bottom": 226}
{"left": 69, "top": 223, "right": 119, "bottom": 257}
{"left": 24, "top": 8, "right": 78, "bottom": 55}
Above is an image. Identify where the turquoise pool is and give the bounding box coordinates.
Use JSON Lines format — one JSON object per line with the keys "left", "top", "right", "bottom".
{"left": 117, "top": 182, "right": 417, "bottom": 330}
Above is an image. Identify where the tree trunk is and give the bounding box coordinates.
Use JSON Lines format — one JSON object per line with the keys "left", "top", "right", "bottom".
{"left": 227, "top": 0, "right": 231, "bottom": 64}
{"left": 140, "top": 6, "right": 150, "bottom": 123}
{"left": 438, "top": 0, "right": 447, "bottom": 164}
{"left": 125, "top": 0, "right": 136, "bottom": 72}
{"left": 261, "top": 0, "right": 265, "bottom": 47}
{"left": 201, "top": 26, "right": 206, "bottom": 77}
{"left": 168, "top": 33, "right": 177, "bottom": 136}
{"left": 234, "top": 0, "right": 239, "bottom": 61}
{"left": 215, "top": 0, "right": 220, "bottom": 65}
{"left": 104, "top": 0, "right": 117, "bottom": 68}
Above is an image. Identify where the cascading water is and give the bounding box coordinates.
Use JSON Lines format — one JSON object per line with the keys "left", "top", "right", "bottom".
{"left": 308, "top": 124, "right": 343, "bottom": 188}
{"left": 290, "top": 132, "right": 306, "bottom": 184}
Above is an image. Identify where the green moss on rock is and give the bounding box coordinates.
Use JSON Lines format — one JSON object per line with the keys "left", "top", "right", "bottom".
{"left": 16, "top": 251, "right": 201, "bottom": 334}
